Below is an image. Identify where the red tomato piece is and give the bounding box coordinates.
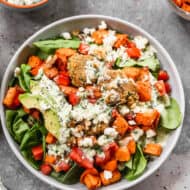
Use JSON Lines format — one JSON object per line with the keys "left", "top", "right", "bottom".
{"left": 68, "top": 92, "right": 80, "bottom": 106}
{"left": 40, "top": 164, "right": 52, "bottom": 175}
{"left": 126, "top": 47, "right": 141, "bottom": 59}
{"left": 31, "top": 145, "right": 43, "bottom": 161}
{"left": 95, "top": 149, "right": 111, "bottom": 166}
{"left": 154, "top": 80, "right": 166, "bottom": 96}
{"left": 164, "top": 82, "right": 171, "bottom": 94}
{"left": 55, "top": 161, "right": 70, "bottom": 172}
{"left": 78, "top": 43, "right": 90, "bottom": 55}
{"left": 54, "top": 71, "right": 70, "bottom": 86}
{"left": 158, "top": 70, "right": 169, "bottom": 81}
{"left": 69, "top": 147, "right": 94, "bottom": 169}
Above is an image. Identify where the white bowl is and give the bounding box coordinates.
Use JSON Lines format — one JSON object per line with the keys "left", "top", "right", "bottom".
{"left": 0, "top": 15, "right": 185, "bottom": 190}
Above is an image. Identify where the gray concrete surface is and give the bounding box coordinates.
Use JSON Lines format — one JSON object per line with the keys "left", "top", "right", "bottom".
{"left": 0, "top": 0, "right": 190, "bottom": 189}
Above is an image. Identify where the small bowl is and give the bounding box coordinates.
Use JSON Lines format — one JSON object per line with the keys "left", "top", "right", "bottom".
{"left": 0, "top": 0, "right": 48, "bottom": 12}
{"left": 166, "top": 0, "right": 190, "bottom": 20}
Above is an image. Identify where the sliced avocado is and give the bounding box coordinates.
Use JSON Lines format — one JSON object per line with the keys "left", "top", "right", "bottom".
{"left": 19, "top": 93, "right": 61, "bottom": 138}
{"left": 137, "top": 56, "right": 160, "bottom": 72}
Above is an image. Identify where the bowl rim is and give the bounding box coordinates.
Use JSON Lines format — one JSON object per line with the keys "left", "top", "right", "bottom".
{"left": 167, "top": 0, "right": 190, "bottom": 15}
{"left": 0, "top": 14, "right": 185, "bottom": 190}
{"left": 0, "top": 0, "right": 48, "bottom": 9}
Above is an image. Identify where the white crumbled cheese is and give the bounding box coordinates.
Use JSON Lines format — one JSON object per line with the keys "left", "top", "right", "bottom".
{"left": 119, "top": 105, "right": 130, "bottom": 115}
{"left": 83, "top": 28, "right": 96, "bottom": 35}
{"left": 119, "top": 136, "right": 133, "bottom": 146}
{"left": 84, "top": 36, "right": 94, "bottom": 43}
{"left": 145, "top": 137, "right": 155, "bottom": 145}
{"left": 47, "top": 144, "right": 70, "bottom": 157}
{"left": 131, "top": 128, "right": 144, "bottom": 141}
{"left": 70, "top": 99, "right": 111, "bottom": 124}
{"left": 103, "top": 170, "right": 113, "bottom": 180}
{"left": 146, "top": 129, "right": 156, "bottom": 138}
{"left": 140, "top": 45, "right": 157, "bottom": 60}
{"left": 85, "top": 60, "right": 98, "bottom": 84}
{"left": 70, "top": 127, "right": 84, "bottom": 138}
{"left": 133, "top": 36, "right": 148, "bottom": 50}
{"left": 14, "top": 67, "right": 21, "bottom": 77}
{"left": 61, "top": 32, "right": 72, "bottom": 40}
{"left": 104, "top": 127, "right": 118, "bottom": 138}
{"left": 79, "top": 137, "right": 93, "bottom": 147}
{"left": 59, "top": 128, "right": 71, "bottom": 143}
{"left": 98, "top": 21, "right": 107, "bottom": 30}
{"left": 104, "top": 89, "right": 120, "bottom": 103}
{"left": 78, "top": 87, "right": 85, "bottom": 92}
{"left": 6, "top": 0, "right": 42, "bottom": 5}
{"left": 97, "top": 135, "right": 113, "bottom": 146}
{"left": 82, "top": 148, "right": 96, "bottom": 162}
{"left": 103, "top": 30, "right": 117, "bottom": 52}
{"left": 128, "top": 120, "right": 137, "bottom": 126}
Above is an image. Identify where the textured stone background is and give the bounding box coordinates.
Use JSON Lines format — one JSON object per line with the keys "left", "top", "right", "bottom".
{"left": 0, "top": 0, "right": 190, "bottom": 189}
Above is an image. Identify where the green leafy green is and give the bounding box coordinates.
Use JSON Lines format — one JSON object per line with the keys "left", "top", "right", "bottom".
{"left": 18, "top": 64, "right": 31, "bottom": 91}
{"left": 33, "top": 39, "right": 81, "bottom": 53}
{"left": 6, "top": 109, "right": 28, "bottom": 140}
{"left": 160, "top": 97, "right": 182, "bottom": 129}
{"left": 21, "top": 150, "right": 40, "bottom": 170}
{"left": 125, "top": 145, "right": 147, "bottom": 181}
{"left": 50, "top": 163, "right": 84, "bottom": 184}
{"left": 20, "top": 124, "right": 47, "bottom": 150}
{"left": 12, "top": 119, "right": 30, "bottom": 143}
{"left": 36, "top": 50, "right": 50, "bottom": 60}
{"left": 125, "top": 158, "right": 133, "bottom": 169}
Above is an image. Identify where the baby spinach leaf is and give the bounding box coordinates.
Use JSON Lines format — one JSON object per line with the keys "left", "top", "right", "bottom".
{"left": 160, "top": 97, "right": 182, "bottom": 129}
{"left": 6, "top": 110, "right": 18, "bottom": 137}
{"left": 12, "top": 118, "right": 30, "bottom": 143}
{"left": 36, "top": 50, "right": 50, "bottom": 60}
{"left": 20, "top": 123, "right": 47, "bottom": 150}
{"left": 125, "top": 145, "right": 147, "bottom": 181}
{"left": 51, "top": 163, "right": 84, "bottom": 184}
{"left": 33, "top": 39, "right": 81, "bottom": 53}
{"left": 18, "top": 64, "right": 31, "bottom": 92}
{"left": 5, "top": 109, "right": 28, "bottom": 139}
{"left": 21, "top": 150, "right": 40, "bottom": 170}
{"left": 125, "top": 158, "right": 133, "bottom": 169}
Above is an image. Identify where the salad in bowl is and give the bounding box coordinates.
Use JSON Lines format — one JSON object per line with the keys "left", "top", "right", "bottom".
{"left": 2, "top": 20, "right": 182, "bottom": 190}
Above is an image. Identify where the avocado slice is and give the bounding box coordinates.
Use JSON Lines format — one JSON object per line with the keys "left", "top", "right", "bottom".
{"left": 19, "top": 93, "right": 61, "bottom": 139}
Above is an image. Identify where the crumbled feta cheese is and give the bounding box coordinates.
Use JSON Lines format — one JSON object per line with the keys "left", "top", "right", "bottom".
{"left": 140, "top": 45, "right": 157, "bottom": 60}
{"left": 71, "top": 128, "right": 84, "bottom": 138}
{"left": 128, "top": 120, "right": 137, "bottom": 126}
{"left": 79, "top": 137, "right": 93, "bottom": 147}
{"left": 119, "top": 105, "right": 130, "bottom": 115}
{"left": 98, "top": 21, "right": 107, "bottom": 30}
{"left": 14, "top": 67, "right": 21, "bottom": 77}
{"left": 47, "top": 144, "right": 70, "bottom": 157}
{"left": 104, "top": 127, "right": 118, "bottom": 138}
{"left": 61, "top": 32, "right": 72, "bottom": 40}
{"left": 70, "top": 99, "right": 111, "bottom": 124}
{"left": 40, "top": 101, "right": 50, "bottom": 111}
{"left": 97, "top": 135, "right": 113, "bottom": 146}
{"left": 78, "top": 87, "right": 85, "bottom": 92}
{"left": 83, "top": 28, "right": 96, "bottom": 35}
{"left": 82, "top": 148, "right": 96, "bottom": 162}
{"left": 131, "top": 128, "right": 144, "bottom": 141}
{"left": 103, "top": 30, "right": 117, "bottom": 51}
{"left": 103, "top": 170, "right": 112, "bottom": 180}
{"left": 134, "top": 36, "right": 148, "bottom": 50}
{"left": 146, "top": 129, "right": 156, "bottom": 138}
{"left": 59, "top": 128, "right": 71, "bottom": 143}
{"left": 84, "top": 36, "right": 94, "bottom": 43}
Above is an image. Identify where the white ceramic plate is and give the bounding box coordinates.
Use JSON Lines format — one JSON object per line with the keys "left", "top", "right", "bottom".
{"left": 0, "top": 15, "right": 185, "bottom": 190}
